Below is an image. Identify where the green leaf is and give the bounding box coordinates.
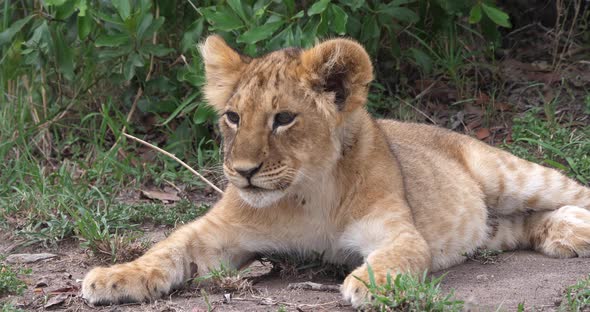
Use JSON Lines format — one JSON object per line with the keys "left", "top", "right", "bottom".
{"left": 360, "top": 15, "right": 379, "bottom": 40}
{"left": 136, "top": 13, "right": 153, "bottom": 40}
{"left": 141, "top": 17, "right": 165, "bottom": 40}
{"left": 481, "top": 3, "right": 511, "bottom": 28}
{"left": 330, "top": 4, "right": 348, "bottom": 35}
{"left": 346, "top": 14, "right": 361, "bottom": 38}
{"left": 308, "top": 0, "right": 330, "bottom": 16}
{"left": 379, "top": 5, "right": 419, "bottom": 23}
{"left": 237, "top": 21, "right": 285, "bottom": 44}
{"left": 54, "top": 0, "right": 77, "bottom": 19}
{"left": 181, "top": 18, "right": 205, "bottom": 53}
{"left": 177, "top": 67, "right": 204, "bottom": 88}
{"left": 76, "top": 0, "right": 88, "bottom": 16}
{"left": 292, "top": 10, "right": 305, "bottom": 19}
{"left": 160, "top": 92, "right": 200, "bottom": 125}
{"left": 91, "top": 7, "right": 124, "bottom": 25}
{"left": 284, "top": 0, "right": 295, "bottom": 15}
{"left": 544, "top": 159, "right": 569, "bottom": 171}
{"left": 143, "top": 44, "right": 174, "bottom": 57}
{"left": 317, "top": 11, "right": 329, "bottom": 36}
{"left": 77, "top": 14, "right": 92, "bottom": 40}
{"left": 339, "top": 0, "right": 364, "bottom": 11}
{"left": 302, "top": 16, "right": 320, "bottom": 46}
{"left": 266, "top": 25, "right": 292, "bottom": 50}
{"left": 44, "top": 0, "right": 68, "bottom": 5}
{"left": 409, "top": 48, "right": 432, "bottom": 73}
{"left": 123, "top": 52, "right": 143, "bottom": 80}
{"left": 469, "top": 4, "right": 482, "bottom": 24}
{"left": 193, "top": 104, "right": 216, "bottom": 125}
{"left": 392, "top": 0, "right": 416, "bottom": 5}
{"left": 366, "top": 264, "right": 376, "bottom": 287}
{"left": 111, "top": 0, "right": 131, "bottom": 20}
{"left": 54, "top": 29, "right": 74, "bottom": 80}
{"left": 227, "top": 0, "right": 249, "bottom": 24}
{"left": 0, "top": 15, "right": 34, "bottom": 47}
{"left": 95, "top": 32, "right": 129, "bottom": 47}
{"left": 97, "top": 45, "right": 132, "bottom": 61}
{"left": 199, "top": 6, "right": 243, "bottom": 31}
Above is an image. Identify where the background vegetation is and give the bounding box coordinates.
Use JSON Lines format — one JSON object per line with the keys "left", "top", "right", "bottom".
{"left": 0, "top": 0, "right": 589, "bottom": 311}
{"left": 0, "top": 0, "right": 528, "bottom": 249}
{"left": 0, "top": 0, "right": 589, "bottom": 309}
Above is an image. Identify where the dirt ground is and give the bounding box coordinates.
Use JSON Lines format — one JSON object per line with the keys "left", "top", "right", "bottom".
{"left": 1, "top": 227, "right": 588, "bottom": 312}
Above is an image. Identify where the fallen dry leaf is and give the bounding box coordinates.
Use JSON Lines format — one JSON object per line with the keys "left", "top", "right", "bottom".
{"left": 48, "top": 285, "right": 79, "bottom": 295}
{"left": 6, "top": 253, "right": 57, "bottom": 263}
{"left": 35, "top": 278, "right": 48, "bottom": 288}
{"left": 475, "top": 91, "right": 490, "bottom": 106}
{"left": 141, "top": 189, "right": 181, "bottom": 202}
{"left": 475, "top": 128, "right": 491, "bottom": 140}
{"left": 44, "top": 293, "right": 74, "bottom": 309}
{"left": 494, "top": 102, "right": 512, "bottom": 111}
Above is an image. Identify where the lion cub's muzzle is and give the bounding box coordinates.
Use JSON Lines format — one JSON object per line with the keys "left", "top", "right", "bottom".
{"left": 224, "top": 161, "right": 296, "bottom": 192}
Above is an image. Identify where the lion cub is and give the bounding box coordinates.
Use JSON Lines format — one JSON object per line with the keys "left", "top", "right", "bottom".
{"left": 82, "top": 36, "right": 590, "bottom": 307}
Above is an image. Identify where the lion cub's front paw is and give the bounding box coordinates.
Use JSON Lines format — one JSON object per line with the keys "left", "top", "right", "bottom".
{"left": 341, "top": 265, "right": 382, "bottom": 308}
{"left": 82, "top": 264, "right": 171, "bottom": 305}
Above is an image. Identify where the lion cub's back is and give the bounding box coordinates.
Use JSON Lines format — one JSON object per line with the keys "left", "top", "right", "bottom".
{"left": 377, "top": 119, "right": 489, "bottom": 270}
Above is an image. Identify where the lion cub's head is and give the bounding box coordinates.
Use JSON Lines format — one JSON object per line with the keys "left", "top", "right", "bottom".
{"left": 200, "top": 36, "right": 373, "bottom": 208}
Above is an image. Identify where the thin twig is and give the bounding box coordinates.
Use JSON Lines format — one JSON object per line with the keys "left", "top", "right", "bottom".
{"left": 145, "top": 5, "right": 159, "bottom": 82}
{"left": 186, "top": 0, "right": 199, "bottom": 12}
{"left": 288, "top": 281, "right": 340, "bottom": 292}
{"left": 122, "top": 132, "right": 224, "bottom": 194}
{"left": 396, "top": 96, "right": 438, "bottom": 125}
{"left": 245, "top": 295, "right": 343, "bottom": 309}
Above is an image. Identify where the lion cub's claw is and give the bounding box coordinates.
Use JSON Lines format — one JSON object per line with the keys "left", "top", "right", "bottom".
{"left": 81, "top": 265, "right": 170, "bottom": 305}
{"left": 341, "top": 265, "right": 378, "bottom": 308}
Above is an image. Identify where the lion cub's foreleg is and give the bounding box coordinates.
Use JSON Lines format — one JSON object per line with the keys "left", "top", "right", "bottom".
{"left": 340, "top": 214, "right": 432, "bottom": 308}
{"left": 81, "top": 214, "right": 253, "bottom": 305}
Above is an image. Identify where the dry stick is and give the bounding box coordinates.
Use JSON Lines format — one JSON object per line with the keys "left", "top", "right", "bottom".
{"left": 287, "top": 281, "right": 340, "bottom": 292}
{"left": 122, "top": 132, "right": 224, "bottom": 195}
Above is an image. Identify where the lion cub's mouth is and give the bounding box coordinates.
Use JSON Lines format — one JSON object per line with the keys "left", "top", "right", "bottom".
{"left": 242, "top": 184, "right": 266, "bottom": 192}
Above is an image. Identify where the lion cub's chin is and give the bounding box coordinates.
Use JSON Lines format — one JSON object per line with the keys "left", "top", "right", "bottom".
{"left": 237, "top": 189, "right": 286, "bottom": 208}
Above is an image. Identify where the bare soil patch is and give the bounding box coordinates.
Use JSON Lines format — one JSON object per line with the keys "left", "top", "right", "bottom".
{"left": 2, "top": 227, "right": 588, "bottom": 311}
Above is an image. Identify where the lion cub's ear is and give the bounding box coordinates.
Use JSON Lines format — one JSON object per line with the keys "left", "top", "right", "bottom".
{"left": 200, "top": 35, "right": 250, "bottom": 111}
{"left": 301, "top": 38, "right": 373, "bottom": 112}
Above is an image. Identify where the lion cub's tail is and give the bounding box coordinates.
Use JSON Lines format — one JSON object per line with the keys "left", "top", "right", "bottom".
{"left": 464, "top": 141, "right": 590, "bottom": 257}
{"left": 464, "top": 142, "right": 590, "bottom": 214}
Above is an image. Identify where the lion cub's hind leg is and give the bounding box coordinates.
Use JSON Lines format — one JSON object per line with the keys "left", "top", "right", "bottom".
{"left": 526, "top": 205, "right": 590, "bottom": 258}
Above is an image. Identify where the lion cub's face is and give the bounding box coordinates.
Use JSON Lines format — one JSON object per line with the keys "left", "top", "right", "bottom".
{"left": 201, "top": 36, "right": 373, "bottom": 208}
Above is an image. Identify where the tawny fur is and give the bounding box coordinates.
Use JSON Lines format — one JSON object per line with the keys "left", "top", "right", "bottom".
{"left": 82, "top": 36, "right": 590, "bottom": 308}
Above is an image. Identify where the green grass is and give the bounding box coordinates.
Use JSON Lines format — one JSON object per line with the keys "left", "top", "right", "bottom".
{"left": 194, "top": 263, "right": 252, "bottom": 294}
{"left": 0, "top": 261, "right": 30, "bottom": 297}
{"left": 0, "top": 86, "right": 214, "bottom": 258}
{"left": 359, "top": 267, "right": 464, "bottom": 311}
{"left": 129, "top": 200, "right": 210, "bottom": 226}
{"left": 0, "top": 303, "right": 25, "bottom": 312}
{"left": 504, "top": 109, "right": 590, "bottom": 185}
{"left": 561, "top": 275, "right": 590, "bottom": 311}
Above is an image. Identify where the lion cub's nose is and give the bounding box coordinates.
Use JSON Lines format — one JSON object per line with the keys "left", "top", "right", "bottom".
{"left": 234, "top": 162, "right": 262, "bottom": 179}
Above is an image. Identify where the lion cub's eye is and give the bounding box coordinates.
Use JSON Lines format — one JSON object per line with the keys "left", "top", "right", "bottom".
{"left": 225, "top": 111, "right": 240, "bottom": 125}
{"left": 273, "top": 112, "right": 296, "bottom": 129}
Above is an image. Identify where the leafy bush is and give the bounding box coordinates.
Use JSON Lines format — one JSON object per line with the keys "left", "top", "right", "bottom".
{"left": 0, "top": 0, "right": 510, "bottom": 245}
{"left": 1, "top": 0, "right": 510, "bottom": 154}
